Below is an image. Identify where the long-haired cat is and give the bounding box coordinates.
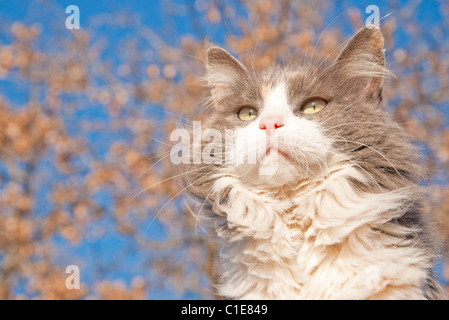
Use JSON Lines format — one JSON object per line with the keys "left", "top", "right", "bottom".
{"left": 176, "top": 25, "right": 446, "bottom": 299}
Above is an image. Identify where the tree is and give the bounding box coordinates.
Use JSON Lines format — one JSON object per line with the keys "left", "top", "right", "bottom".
{"left": 0, "top": 0, "right": 448, "bottom": 299}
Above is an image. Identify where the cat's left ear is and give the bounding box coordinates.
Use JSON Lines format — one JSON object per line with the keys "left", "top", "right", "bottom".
{"left": 333, "top": 24, "right": 387, "bottom": 102}
{"left": 206, "top": 46, "right": 247, "bottom": 96}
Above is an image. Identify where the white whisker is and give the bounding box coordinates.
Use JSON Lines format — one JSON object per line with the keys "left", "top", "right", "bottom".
{"left": 331, "top": 136, "right": 406, "bottom": 180}
{"left": 128, "top": 163, "right": 216, "bottom": 204}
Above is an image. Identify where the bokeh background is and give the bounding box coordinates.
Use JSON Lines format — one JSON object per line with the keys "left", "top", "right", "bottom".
{"left": 0, "top": 0, "right": 448, "bottom": 299}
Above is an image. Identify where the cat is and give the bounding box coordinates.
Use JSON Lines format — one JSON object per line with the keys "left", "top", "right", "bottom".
{"left": 175, "top": 25, "right": 446, "bottom": 299}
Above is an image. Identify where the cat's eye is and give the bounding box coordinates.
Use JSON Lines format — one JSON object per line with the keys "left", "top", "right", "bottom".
{"left": 238, "top": 106, "right": 258, "bottom": 121}
{"left": 301, "top": 98, "right": 327, "bottom": 114}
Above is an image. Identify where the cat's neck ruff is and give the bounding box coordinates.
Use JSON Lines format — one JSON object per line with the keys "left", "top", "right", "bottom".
{"left": 209, "top": 157, "right": 429, "bottom": 299}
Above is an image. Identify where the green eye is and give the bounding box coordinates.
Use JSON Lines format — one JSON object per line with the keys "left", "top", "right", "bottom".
{"left": 238, "top": 106, "right": 258, "bottom": 121}
{"left": 301, "top": 98, "right": 327, "bottom": 114}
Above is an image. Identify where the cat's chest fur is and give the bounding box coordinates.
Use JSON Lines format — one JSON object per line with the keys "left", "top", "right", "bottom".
{"left": 209, "top": 159, "right": 429, "bottom": 299}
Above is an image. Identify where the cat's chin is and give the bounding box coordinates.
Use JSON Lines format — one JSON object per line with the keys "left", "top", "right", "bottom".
{"left": 233, "top": 157, "right": 310, "bottom": 188}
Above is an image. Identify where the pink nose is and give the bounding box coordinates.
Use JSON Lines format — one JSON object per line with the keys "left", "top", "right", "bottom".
{"left": 259, "top": 116, "right": 284, "bottom": 132}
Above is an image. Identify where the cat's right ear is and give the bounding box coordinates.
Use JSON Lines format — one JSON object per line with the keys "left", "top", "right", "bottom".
{"left": 333, "top": 25, "right": 388, "bottom": 103}
{"left": 206, "top": 46, "right": 247, "bottom": 96}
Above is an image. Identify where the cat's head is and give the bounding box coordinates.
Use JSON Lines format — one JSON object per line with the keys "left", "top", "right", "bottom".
{"left": 186, "top": 25, "right": 421, "bottom": 192}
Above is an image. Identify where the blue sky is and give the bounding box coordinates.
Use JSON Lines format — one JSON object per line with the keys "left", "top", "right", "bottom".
{"left": 0, "top": 0, "right": 447, "bottom": 299}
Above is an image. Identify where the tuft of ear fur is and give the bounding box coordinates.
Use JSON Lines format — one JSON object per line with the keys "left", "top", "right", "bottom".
{"left": 206, "top": 46, "right": 247, "bottom": 95}
{"left": 333, "top": 24, "right": 389, "bottom": 102}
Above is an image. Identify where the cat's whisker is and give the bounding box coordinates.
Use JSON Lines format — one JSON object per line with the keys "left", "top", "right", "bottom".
{"left": 319, "top": 99, "right": 379, "bottom": 127}
{"left": 138, "top": 150, "right": 172, "bottom": 166}
{"left": 248, "top": 10, "right": 262, "bottom": 76}
{"left": 331, "top": 136, "right": 407, "bottom": 181}
{"left": 308, "top": 8, "right": 351, "bottom": 61}
{"left": 319, "top": 108, "right": 349, "bottom": 127}
{"left": 193, "top": 187, "right": 214, "bottom": 235}
{"left": 164, "top": 109, "right": 194, "bottom": 123}
{"left": 191, "top": 160, "right": 256, "bottom": 235}
{"left": 299, "top": 150, "right": 324, "bottom": 177}
{"left": 311, "top": 38, "right": 350, "bottom": 76}
{"left": 149, "top": 136, "right": 175, "bottom": 148}
{"left": 313, "top": 150, "right": 331, "bottom": 178}
{"left": 181, "top": 52, "right": 206, "bottom": 64}
{"left": 314, "top": 51, "right": 392, "bottom": 83}
{"left": 144, "top": 161, "right": 231, "bottom": 234}
{"left": 324, "top": 121, "right": 418, "bottom": 131}
{"left": 137, "top": 151, "right": 172, "bottom": 178}
{"left": 379, "top": 11, "right": 394, "bottom": 23}
{"left": 310, "top": 151, "right": 330, "bottom": 178}
{"left": 128, "top": 163, "right": 217, "bottom": 204}
{"left": 280, "top": 140, "right": 327, "bottom": 178}
{"left": 326, "top": 149, "right": 384, "bottom": 193}
{"left": 292, "top": 149, "right": 310, "bottom": 177}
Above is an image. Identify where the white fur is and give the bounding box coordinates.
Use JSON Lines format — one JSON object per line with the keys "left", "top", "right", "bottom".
{"left": 209, "top": 157, "right": 429, "bottom": 299}
{"left": 262, "top": 82, "right": 291, "bottom": 118}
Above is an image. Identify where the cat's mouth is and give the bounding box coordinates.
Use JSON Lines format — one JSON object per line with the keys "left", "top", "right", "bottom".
{"left": 262, "top": 147, "right": 293, "bottom": 162}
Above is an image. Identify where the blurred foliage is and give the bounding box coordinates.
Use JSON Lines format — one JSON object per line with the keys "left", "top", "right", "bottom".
{"left": 0, "top": 0, "right": 448, "bottom": 299}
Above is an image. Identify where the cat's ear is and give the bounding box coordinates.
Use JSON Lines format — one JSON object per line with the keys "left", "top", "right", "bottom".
{"left": 206, "top": 46, "right": 247, "bottom": 96}
{"left": 334, "top": 24, "right": 388, "bottom": 102}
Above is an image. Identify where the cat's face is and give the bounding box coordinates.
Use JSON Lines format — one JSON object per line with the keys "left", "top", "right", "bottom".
{"left": 224, "top": 76, "right": 333, "bottom": 187}
{"left": 200, "top": 25, "right": 411, "bottom": 190}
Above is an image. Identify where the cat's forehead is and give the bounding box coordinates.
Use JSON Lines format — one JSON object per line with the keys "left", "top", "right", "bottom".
{"left": 256, "top": 63, "right": 322, "bottom": 104}
{"left": 258, "top": 64, "right": 308, "bottom": 87}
